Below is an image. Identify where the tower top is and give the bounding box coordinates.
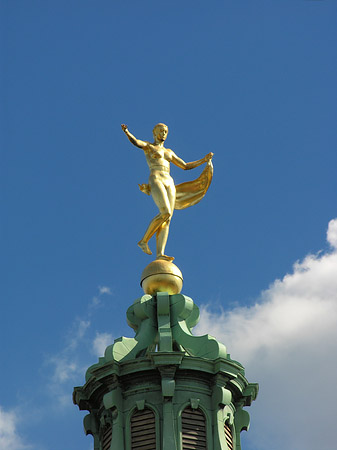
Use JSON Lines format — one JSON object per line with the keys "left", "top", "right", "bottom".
{"left": 73, "top": 290, "right": 258, "bottom": 450}
{"left": 73, "top": 123, "right": 258, "bottom": 450}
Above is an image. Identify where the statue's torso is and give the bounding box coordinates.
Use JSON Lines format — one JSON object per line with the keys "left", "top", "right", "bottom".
{"left": 145, "top": 143, "right": 174, "bottom": 188}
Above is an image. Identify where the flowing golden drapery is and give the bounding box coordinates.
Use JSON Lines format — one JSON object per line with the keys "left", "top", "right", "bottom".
{"left": 138, "top": 161, "right": 213, "bottom": 210}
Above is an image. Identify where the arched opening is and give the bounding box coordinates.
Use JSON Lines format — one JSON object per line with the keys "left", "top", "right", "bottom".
{"left": 102, "top": 424, "right": 112, "bottom": 450}
{"left": 181, "top": 406, "right": 207, "bottom": 449}
{"left": 130, "top": 408, "right": 156, "bottom": 450}
{"left": 224, "top": 421, "right": 233, "bottom": 450}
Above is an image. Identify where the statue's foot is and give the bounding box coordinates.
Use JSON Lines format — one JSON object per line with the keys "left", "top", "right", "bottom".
{"left": 138, "top": 240, "right": 152, "bottom": 255}
{"left": 157, "top": 254, "right": 175, "bottom": 262}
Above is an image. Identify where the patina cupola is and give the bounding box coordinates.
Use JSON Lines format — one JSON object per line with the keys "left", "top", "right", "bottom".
{"left": 73, "top": 277, "right": 258, "bottom": 450}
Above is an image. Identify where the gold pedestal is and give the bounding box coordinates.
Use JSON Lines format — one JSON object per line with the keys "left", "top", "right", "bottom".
{"left": 140, "top": 260, "right": 183, "bottom": 295}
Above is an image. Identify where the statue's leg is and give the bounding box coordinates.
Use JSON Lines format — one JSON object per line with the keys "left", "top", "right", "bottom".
{"left": 156, "top": 184, "right": 176, "bottom": 260}
{"left": 138, "top": 181, "right": 172, "bottom": 256}
{"left": 156, "top": 222, "right": 172, "bottom": 260}
{"left": 138, "top": 213, "right": 168, "bottom": 255}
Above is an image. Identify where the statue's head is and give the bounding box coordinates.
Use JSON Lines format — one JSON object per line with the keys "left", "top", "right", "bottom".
{"left": 153, "top": 123, "right": 168, "bottom": 142}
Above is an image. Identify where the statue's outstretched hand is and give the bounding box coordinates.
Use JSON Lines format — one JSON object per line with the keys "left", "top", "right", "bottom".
{"left": 205, "top": 152, "right": 213, "bottom": 162}
{"left": 121, "top": 124, "right": 128, "bottom": 132}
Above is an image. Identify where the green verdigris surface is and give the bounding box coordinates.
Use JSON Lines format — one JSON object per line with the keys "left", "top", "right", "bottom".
{"left": 73, "top": 292, "right": 258, "bottom": 450}
{"left": 107, "top": 293, "right": 227, "bottom": 363}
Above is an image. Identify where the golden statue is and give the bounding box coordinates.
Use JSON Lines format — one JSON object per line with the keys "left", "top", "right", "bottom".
{"left": 121, "top": 123, "right": 213, "bottom": 262}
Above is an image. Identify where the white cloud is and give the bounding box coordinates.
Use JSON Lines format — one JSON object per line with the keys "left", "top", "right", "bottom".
{"left": 51, "top": 319, "right": 90, "bottom": 384}
{"left": 0, "top": 406, "right": 31, "bottom": 449}
{"left": 98, "top": 285, "right": 112, "bottom": 295}
{"left": 89, "top": 285, "right": 112, "bottom": 308}
{"left": 92, "top": 332, "right": 114, "bottom": 356}
{"left": 195, "top": 218, "right": 337, "bottom": 450}
{"left": 327, "top": 218, "right": 337, "bottom": 249}
{"left": 45, "top": 319, "right": 91, "bottom": 407}
{"left": 50, "top": 357, "right": 79, "bottom": 384}
{"left": 44, "top": 285, "right": 112, "bottom": 407}
{"left": 68, "top": 319, "right": 90, "bottom": 351}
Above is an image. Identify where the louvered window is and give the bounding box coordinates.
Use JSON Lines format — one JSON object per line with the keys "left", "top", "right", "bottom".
{"left": 181, "top": 406, "right": 207, "bottom": 450}
{"left": 224, "top": 422, "right": 233, "bottom": 450}
{"left": 131, "top": 408, "right": 156, "bottom": 450}
{"left": 102, "top": 424, "right": 112, "bottom": 450}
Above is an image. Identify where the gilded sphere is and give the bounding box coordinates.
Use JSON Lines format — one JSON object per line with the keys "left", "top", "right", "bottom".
{"left": 141, "top": 260, "right": 183, "bottom": 295}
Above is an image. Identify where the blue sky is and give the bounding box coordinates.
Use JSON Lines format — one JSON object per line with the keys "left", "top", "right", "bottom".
{"left": 1, "top": 1, "right": 337, "bottom": 449}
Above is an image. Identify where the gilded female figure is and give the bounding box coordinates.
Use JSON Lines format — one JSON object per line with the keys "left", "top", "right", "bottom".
{"left": 121, "top": 123, "right": 213, "bottom": 261}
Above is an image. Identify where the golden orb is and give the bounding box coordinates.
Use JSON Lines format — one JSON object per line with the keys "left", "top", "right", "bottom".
{"left": 141, "top": 260, "right": 183, "bottom": 295}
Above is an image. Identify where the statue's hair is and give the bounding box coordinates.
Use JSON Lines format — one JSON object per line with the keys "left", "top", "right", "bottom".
{"left": 153, "top": 123, "right": 168, "bottom": 135}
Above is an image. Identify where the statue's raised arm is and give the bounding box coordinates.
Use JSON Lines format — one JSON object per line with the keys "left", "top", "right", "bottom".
{"left": 121, "top": 123, "right": 213, "bottom": 261}
{"left": 121, "top": 124, "right": 148, "bottom": 149}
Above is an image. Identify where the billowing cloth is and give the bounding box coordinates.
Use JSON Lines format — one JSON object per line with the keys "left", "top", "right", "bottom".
{"left": 138, "top": 161, "right": 213, "bottom": 210}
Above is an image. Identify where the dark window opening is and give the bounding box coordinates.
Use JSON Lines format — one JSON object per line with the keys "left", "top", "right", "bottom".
{"left": 224, "top": 422, "right": 233, "bottom": 450}
{"left": 102, "top": 424, "right": 112, "bottom": 450}
{"left": 131, "top": 408, "right": 156, "bottom": 450}
{"left": 181, "top": 406, "right": 207, "bottom": 450}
